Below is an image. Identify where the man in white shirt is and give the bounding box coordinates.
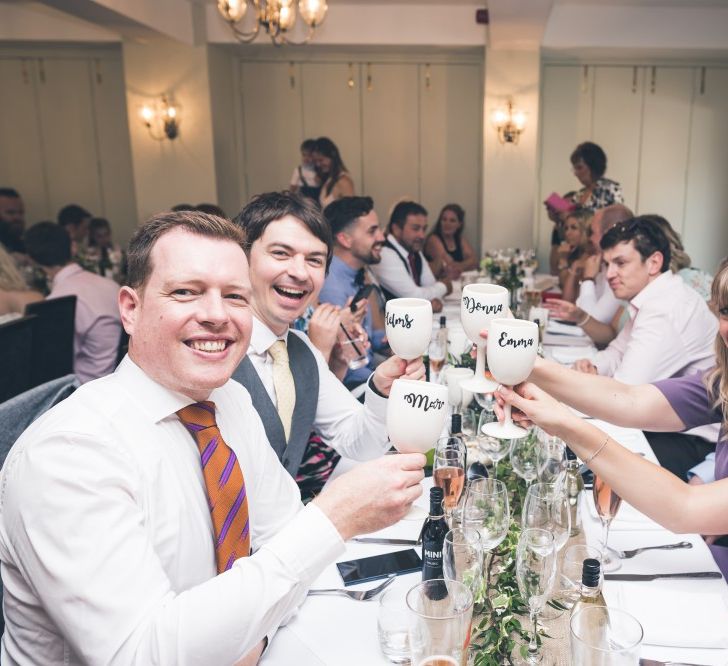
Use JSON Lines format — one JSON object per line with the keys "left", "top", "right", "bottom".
{"left": 0, "top": 210, "right": 425, "bottom": 665}
{"left": 371, "top": 200, "right": 452, "bottom": 313}
{"left": 231, "top": 192, "right": 425, "bottom": 483}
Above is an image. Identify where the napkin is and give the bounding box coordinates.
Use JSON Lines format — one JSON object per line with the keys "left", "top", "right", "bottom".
{"left": 547, "top": 320, "right": 587, "bottom": 337}
{"left": 604, "top": 583, "right": 728, "bottom": 648}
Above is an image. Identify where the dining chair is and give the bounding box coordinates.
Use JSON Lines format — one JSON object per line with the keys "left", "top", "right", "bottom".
{"left": 0, "top": 315, "right": 36, "bottom": 403}
{"left": 25, "top": 295, "right": 77, "bottom": 388}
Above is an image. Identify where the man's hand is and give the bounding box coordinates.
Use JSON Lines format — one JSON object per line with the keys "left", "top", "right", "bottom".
{"left": 543, "top": 298, "right": 582, "bottom": 323}
{"left": 431, "top": 298, "right": 444, "bottom": 313}
{"left": 307, "top": 303, "right": 342, "bottom": 362}
{"left": 582, "top": 253, "right": 601, "bottom": 280}
{"left": 441, "top": 278, "right": 453, "bottom": 296}
{"left": 372, "top": 356, "right": 426, "bottom": 396}
{"left": 343, "top": 296, "right": 368, "bottom": 327}
{"left": 574, "top": 359, "right": 598, "bottom": 374}
{"left": 313, "top": 454, "right": 426, "bottom": 541}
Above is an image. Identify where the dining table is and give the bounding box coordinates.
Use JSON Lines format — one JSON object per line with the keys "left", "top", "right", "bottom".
{"left": 260, "top": 279, "right": 728, "bottom": 665}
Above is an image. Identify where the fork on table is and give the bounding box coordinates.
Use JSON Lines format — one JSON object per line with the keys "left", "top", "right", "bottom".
{"left": 617, "top": 541, "right": 693, "bottom": 559}
{"left": 307, "top": 574, "right": 396, "bottom": 601}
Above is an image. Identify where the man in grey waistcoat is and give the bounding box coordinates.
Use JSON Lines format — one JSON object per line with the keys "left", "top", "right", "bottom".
{"left": 231, "top": 191, "right": 424, "bottom": 483}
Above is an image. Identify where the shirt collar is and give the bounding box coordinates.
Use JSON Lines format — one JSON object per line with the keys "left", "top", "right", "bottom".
{"left": 329, "top": 255, "right": 360, "bottom": 282}
{"left": 630, "top": 270, "right": 676, "bottom": 312}
{"left": 114, "top": 355, "right": 231, "bottom": 424}
{"left": 52, "top": 263, "right": 84, "bottom": 289}
{"left": 249, "top": 315, "right": 289, "bottom": 356}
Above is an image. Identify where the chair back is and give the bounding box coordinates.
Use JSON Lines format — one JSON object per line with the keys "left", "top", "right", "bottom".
{"left": 25, "top": 296, "right": 77, "bottom": 387}
{"left": 0, "top": 315, "right": 36, "bottom": 403}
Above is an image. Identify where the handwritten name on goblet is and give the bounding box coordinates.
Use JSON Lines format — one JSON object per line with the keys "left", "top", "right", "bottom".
{"left": 404, "top": 393, "right": 445, "bottom": 412}
{"left": 385, "top": 312, "right": 414, "bottom": 329}
{"left": 498, "top": 332, "right": 535, "bottom": 348}
{"left": 462, "top": 297, "right": 504, "bottom": 316}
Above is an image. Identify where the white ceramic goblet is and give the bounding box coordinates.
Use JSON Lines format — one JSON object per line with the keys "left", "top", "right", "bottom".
{"left": 385, "top": 298, "right": 433, "bottom": 360}
{"left": 459, "top": 284, "right": 509, "bottom": 394}
{"left": 481, "top": 318, "right": 538, "bottom": 440}
{"left": 444, "top": 367, "right": 474, "bottom": 413}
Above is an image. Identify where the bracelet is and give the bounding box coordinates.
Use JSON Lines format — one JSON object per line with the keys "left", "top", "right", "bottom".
{"left": 577, "top": 312, "right": 591, "bottom": 327}
{"left": 584, "top": 435, "right": 609, "bottom": 466}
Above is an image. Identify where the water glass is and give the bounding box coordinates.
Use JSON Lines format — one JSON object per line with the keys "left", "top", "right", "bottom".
{"left": 443, "top": 528, "right": 483, "bottom": 599}
{"left": 378, "top": 587, "right": 411, "bottom": 664}
{"left": 570, "top": 606, "right": 643, "bottom": 665}
{"left": 509, "top": 434, "right": 539, "bottom": 487}
{"left": 536, "top": 435, "right": 566, "bottom": 484}
{"left": 522, "top": 482, "right": 571, "bottom": 552}
{"left": 463, "top": 478, "right": 510, "bottom": 552}
{"left": 476, "top": 409, "right": 510, "bottom": 479}
{"left": 337, "top": 326, "right": 369, "bottom": 371}
{"left": 406, "top": 579, "right": 474, "bottom": 666}
{"left": 561, "top": 544, "right": 603, "bottom": 606}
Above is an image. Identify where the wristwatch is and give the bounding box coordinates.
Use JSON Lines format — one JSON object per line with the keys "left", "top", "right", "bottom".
{"left": 579, "top": 276, "right": 595, "bottom": 285}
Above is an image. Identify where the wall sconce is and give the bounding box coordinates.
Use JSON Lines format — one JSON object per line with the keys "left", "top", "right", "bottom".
{"left": 491, "top": 98, "right": 526, "bottom": 145}
{"left": 138, "top": 95, "right": 182, "bottom": 141}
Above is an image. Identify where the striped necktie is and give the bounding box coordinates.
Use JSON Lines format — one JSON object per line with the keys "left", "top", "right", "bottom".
{"left": 177, "top": 401, "right": 250, "bottom": 573}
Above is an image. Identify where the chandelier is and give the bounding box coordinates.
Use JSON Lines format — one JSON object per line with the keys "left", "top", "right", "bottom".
{"left": 217, "top": 0, "right": 328, "bottom": 46}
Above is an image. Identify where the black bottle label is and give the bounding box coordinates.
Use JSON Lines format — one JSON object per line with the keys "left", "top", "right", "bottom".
{"left": 422, "top": 516, "right": 448, "bottom": 583}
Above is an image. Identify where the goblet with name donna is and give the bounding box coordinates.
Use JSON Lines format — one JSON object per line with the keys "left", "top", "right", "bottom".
{"left": 481, "top": 318, "right": 539, "bottom": 440}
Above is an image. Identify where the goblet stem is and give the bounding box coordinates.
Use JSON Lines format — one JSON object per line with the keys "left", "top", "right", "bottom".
{"left": 528, "top": 610, "right": 540, "bottom": 663}
{"left": 600, "top": 518, "right": 611, "bottom": 561}
{"left": 474, "top": 342, "right": 487, "bottom": 380}
{"left": 503, "top": 398, "right": 514, "bottom": 430}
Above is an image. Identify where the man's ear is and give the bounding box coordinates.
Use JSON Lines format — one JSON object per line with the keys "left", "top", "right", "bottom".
{"left": 335, "top": 230, "right": 353, "bottom": 250}
{"left": 118, "top": 286, "right": 140, "bottom": 336}
{"left": 646, "top": 250, "right": 665, "bottom": 276}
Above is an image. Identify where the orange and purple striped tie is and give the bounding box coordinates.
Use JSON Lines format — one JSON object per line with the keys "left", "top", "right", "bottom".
{"left": 177, "top": 401, "right": 250, "bottom": 573}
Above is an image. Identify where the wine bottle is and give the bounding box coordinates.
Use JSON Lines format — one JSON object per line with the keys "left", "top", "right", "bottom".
{"left": 422, "top": 487, "right": 448, "bottom": 584}
{"left": 436, "top": 315, "right": 448, "bottom": 354}
{"left": 447, "top": 413, "right": 467, "bottom": 470}
{"left": 563, "top": 446, "right": 584, "bottom": 536}
{"left": 570, "top": 558, "right": 604, "bottom": 618}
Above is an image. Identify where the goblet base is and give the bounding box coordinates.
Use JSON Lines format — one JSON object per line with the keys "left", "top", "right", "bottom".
{"left": 481, "top": 420, "right": 529, "bottom": 440}
{"left": 601, "top": 547, "right": 622, "bottom": 572}
{"left": 460, "top": 376, "right": 498, "bottom": 394}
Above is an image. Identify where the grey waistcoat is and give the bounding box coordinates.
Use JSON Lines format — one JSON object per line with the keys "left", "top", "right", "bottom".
{"left": 231, "top": 333, "right": 319, "bottom": 478}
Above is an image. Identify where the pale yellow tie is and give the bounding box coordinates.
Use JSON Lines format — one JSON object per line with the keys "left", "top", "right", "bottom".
{"left": 268, "top": 339, "right": 296, "bottom": 442}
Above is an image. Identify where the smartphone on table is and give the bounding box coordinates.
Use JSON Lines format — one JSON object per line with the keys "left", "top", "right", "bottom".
{"left": 336, "top": 548, "right": 422, "bottom": 586}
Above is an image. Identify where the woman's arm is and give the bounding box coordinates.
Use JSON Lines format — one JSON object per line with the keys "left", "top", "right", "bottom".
{"left": 457, "top": 237, "right": 478, "bottom": 272}
{"left": 498, "top": 383, "right": 728, "bottom": 536}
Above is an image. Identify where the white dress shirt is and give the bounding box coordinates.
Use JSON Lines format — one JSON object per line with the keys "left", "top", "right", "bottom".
{"left": 0, "top": 357, "right": 344, "bottom": 666}
{"left": 50, "top": 263, "right": 122, "bottom": 383}
{"left": 575, "top": 269, "right": 622, "bottom": 324}
{"left": 371, "top": 234, "right": 447, "bottom": 301}
{"left": 593, "top": 271, "right": 717, "bottom": 384}
{"left": 246, "top": 317, "right": 390, "bottom": 460}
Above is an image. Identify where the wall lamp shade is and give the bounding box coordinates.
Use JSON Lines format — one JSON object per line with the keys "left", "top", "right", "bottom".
{"left": 138, "top": 96, "right": 182, "bottom": 142}
{"left": 217, "top": 0, "right": 328, "bottom": 45}
{"left": 491, "top": 99, "right": 527, "bottom": 145}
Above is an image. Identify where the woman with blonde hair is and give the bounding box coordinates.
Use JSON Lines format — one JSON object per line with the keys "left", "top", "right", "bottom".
{"left": 555, "top": 208, "right": 595, "bottom": 302}
{"left": 0, "top": 245, "right": 42, "bottom": 318}
{"left": 495, "top": 259, "right": 728, "bottom": 576}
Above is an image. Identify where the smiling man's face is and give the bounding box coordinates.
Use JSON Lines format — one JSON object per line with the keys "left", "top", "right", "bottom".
{"left": 247, "top": 215, "right": 328, "bottom": 336}
{"left": 120, "top": 228, "right": 252, "bottom": 401}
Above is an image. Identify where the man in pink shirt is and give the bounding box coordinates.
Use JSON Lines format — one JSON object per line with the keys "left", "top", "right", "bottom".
{"left": 25, "top": 222, "right": 122, "bottom": 383}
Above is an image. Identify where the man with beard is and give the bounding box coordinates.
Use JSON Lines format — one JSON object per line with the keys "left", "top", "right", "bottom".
{"left": 372, "top": 200, "right": 452, "bottom": 313}
{"left": 0, "top": 187, "right": 26, "bottom": 254}
{"left": 319, "top": 196, "right": 388, "bottom": 387}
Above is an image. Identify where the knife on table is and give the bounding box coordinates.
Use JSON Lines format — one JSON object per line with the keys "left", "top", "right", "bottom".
{"left": 605, "top": 571, "right": 722, "bottom": 581}
{"left": 351, "top": 537, "right": 419, "bottom": 546}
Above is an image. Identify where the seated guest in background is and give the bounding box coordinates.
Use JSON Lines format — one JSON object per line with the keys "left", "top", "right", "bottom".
{"left": 57, "top": 203, "right": 91, "bottom": 249}
{"left": 196, "top": 202, "right": 227, "bottom": 218}
{"left": 495, "top": 261, "right": 728, "bottom": 575}
{"left": 555, "top": 208, "right": 595, "bottom": 302}
{"left": 86, "top": 217, "right": 126, "bottom": 284}
{"left": 373, "top": 200, "right": 452, "bottom": 312}
{"left": 171, "top": 202, "right": 196, "bottom": 211}
{"left": 546, "top": 203, "right": 633, "bottom": 347}
{"left": 24, "top": 221, "right": 122, "bottom": 383}
{"left": 0, "top": 244, "right": 42, "bottom": 320}
{"left": 320, "top": 196, "right": 388, "bottom": 388}
{"left": 424, "top": 203, "right": 478, "bottom": 279}
{"left": 568, "top": 141, "right": 624, "bottom": 212}
{"left": 0, "top": 209, "right": 424, "bottom": 665}
{"left": 545, "top": 190, "right": 576, "bottom": 275}
{"left": 0, "top": 187, "right": 26, "bottom": 254}
{"left": 232, "top": 191, "right": 424, "bottom": 485}
{"left": 313, "top": 137, "right": 354, "bottom": 208}
{"left": 289, "top": 138, "right": 321, "bottom": 203}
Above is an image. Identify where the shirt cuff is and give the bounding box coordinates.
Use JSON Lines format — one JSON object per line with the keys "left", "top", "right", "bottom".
{"left": 687, "top": 454, "right": 716, "bottom": 484}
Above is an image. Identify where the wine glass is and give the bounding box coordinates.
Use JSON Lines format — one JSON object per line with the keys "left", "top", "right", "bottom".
{"left": 570, "top": 606, "right": 643, "bottom": 665}
{"left": 463, "top": 478, "right": 510, "bottom": 559}
{"left": 593, "top": 474, "right": 623, "bottom": 572}
{"left": 476, "top": 409, "right": 511, "bottom": 479}
{"left": 509, "top": 434, "right": 539, "bottom": 487}
{"left": 444, "top": 367, "right": 474, "bottom": 414}
{"left": 522, "top": 483, "right": 571, "bottom": 552}
{"left": 481, "top": 318, "right": 539, "bottom": 439}
{"left": 433, "top": 439, "right": 466, "bottom": 521}
{"left": 459, "top": 284, "right": 509, "bottom": 394}
{"left": 514, "top": 528, "right": 557, "bottom": 666}
{"left": 385, "top": 297, "right": 433, "bottom": 360}
{"left": 443, "top": 527, "right": 483, "bottom": 601}
{"left": 536, "top": 435, "right": 566, "bottom": 484}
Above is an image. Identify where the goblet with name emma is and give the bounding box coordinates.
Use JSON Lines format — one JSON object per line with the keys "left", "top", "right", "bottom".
{"left": 481, "top": 318, "right": 539, "bottom": 440}
{"left": 385, "top": 298, "right": 433, "bottom": 360}
{"left": 459, "top": 284, "right": 509, "bottom": 394}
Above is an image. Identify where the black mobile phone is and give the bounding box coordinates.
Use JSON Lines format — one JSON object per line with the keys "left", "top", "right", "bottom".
{"left": 350, "top": 284, "right": 375, "bottom": 311}
{"left": 336, "top": 548, "right": 422, "bottom": 586}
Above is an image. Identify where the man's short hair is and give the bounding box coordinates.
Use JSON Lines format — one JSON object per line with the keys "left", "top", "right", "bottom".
{"left": 233, "top": 191, "right": 333, "bottom": 269}
{"left": 127, "top": 210, "right": 245, "bottom": 290}
{"left": 324, "top": 196, "right": 374, "bottom": 238}
{"left": 0, "top": 187, "right": 20, "bottom": 199}
{"left": 25, "top": 221, "right": 72, "bottom": 267}
{"left": 301, "top": 138, "right": 317, "bottom": 152}
{"left": 570, "top": 142, "right": 608, "bottom": 179}
{"left": 58, "top": 204, "right": 91, "bottom": 229}
{"left": 600, "top": 216, "right": 671, "bottom": 272}
{"left": 599, "top": 204, "right": 633, "bottom": 233}
{"left": 389, "top": 201, "right": 427, "bottom": 230}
